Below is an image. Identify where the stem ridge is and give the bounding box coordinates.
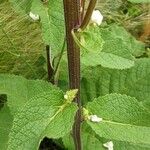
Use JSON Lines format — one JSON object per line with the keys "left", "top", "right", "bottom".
{"left": 63, "top": 0, "right": 81, "bottom": 150}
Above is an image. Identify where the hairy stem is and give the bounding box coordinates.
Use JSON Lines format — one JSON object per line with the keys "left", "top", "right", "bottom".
{"left": 63, "top": 0, "right": 81, "bottom": 150}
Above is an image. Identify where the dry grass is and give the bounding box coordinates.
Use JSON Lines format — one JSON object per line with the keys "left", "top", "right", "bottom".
{"left": 0, "top": 0, "right": 46, "bottom": 79}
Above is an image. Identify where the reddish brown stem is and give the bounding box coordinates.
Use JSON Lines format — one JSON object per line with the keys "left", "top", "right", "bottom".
{"left": 63, "top": 0, "right": 81, "bottom": 150}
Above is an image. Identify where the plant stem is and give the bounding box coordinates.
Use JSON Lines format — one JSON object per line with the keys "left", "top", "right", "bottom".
{"left": 63, "top": 0, "right": 81, "bottom": 150}
{"left": 81, "top": 0, "right": 86, "bottom": 20}
{"left": 53, "top": 38, "right": 66, "bottom": 78}
{"left": 52, "top": 38, "right": 66, "bottom": 85}
{"left": 80, "top": 0, "right": 97, "bottom": 30}
{"left": 46, "top": 45, "right": 54, "bottom": 83}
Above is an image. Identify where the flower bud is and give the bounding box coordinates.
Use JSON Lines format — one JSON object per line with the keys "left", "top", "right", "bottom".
{"left": 91, "top": 10, "right": 103, "bottom": 26}
{"left": 29, "top": 12, "right": 40, "bottom": 21}
{"left": 88, "top": 115, "right": 102, "bottom": 123}
{"left": 64, "top": 94, "right": 68, "bottom": 100}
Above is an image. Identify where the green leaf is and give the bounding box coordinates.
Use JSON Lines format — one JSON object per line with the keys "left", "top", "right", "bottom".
{"left": 86, "top": 94, "right": 150, "bottom": 144}
{"left": 73, "top": 27, "right": 104, "bottom": 54}
{"left": 0, "top": 74, "right": 78, "bottom": 149}
{"left": 0, "top": 105, "right": 13, "bottom": 150}
{"left": 114, "top": 141, "right": 150, "bottom": 150}
{"left": 80, "top": 25, "right": 140, "bottom": 69}
{"left": 31, "top": 0, "right": 65, "bottom": 57}
{"left": 101, "top": 25, "right": 145, "bottom": 57}
{"left": 87, "top": 94, "right": 150, "bottom": 126}
{"left": 81, "top": 58, "right": 150, "bottom": 108}
{"left": 0, "top": 74, "right": 60, "bottom": 113}
{"left": 128, "top": 0, "right": 150, "bottom": 3}
{"left": 7, "top": 91, "right": 77, "bottom": 150}
{"left": 88, "top": 121, "right": 150, "bottom": 145}
{"left": 63, "top": 123, "right": 150, "bottom": 150}
{"left": 82, "top": 51, "right": 134, "bottom": 69}
{"left": 44, "top": 104, "right": 77, "bottom": 139}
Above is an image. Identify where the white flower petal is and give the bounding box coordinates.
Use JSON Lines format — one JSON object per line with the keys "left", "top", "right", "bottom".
{"left": 103, "top": 141, "right": 114, "bottom": 150}
{"left": 64, "top": 94, "right": 68, "bottom": 100}
{"left": 88, "top": 115, "right": 103, "bottom": 123}
{"left": 29, "top": 12, "right": 40, "bottom": 21}
{"left": 91, "top": 10, "right": 103, "bottom": 26}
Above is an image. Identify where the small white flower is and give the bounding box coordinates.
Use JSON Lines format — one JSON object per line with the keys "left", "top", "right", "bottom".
{"left": 88, "top": 115, "right": 102, "bottom": 123}
{"left": 91, "top": 10, "right": 103, "bottom": 26}
{"left": 64, "top": 94, "right": 68, "bottom": 100}
{"left": 103, "top": 141, "right": 114, "bottom": 150}
{"left": 29, "top": 12, "right": 40, "bottom": 21}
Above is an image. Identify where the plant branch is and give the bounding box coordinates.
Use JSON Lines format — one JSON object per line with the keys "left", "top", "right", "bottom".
{"left": 52, "top": 38, "right": 66, "bottom": 85}
{"left": 53, "top": 38, "right": 66, "bottom": 78}
{"left": 46, "top": 45, "right": 54, "bottom": 83}
{"left": 79, "top": 0, "right": 97, "bottom": 31}
{"left": 63, "top": 0, "right": 81, "bottom": 150}
{"left": 81, "top": 0, "right": 86, "bottom": 20}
